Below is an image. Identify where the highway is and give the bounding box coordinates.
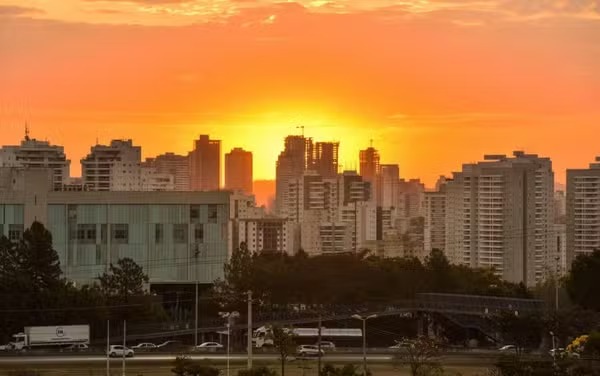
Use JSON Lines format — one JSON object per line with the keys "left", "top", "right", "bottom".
{"left": 0, "top": 352, "right": 511, "bottom": 366}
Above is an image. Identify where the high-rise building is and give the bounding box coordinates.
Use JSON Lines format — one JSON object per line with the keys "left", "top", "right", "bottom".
{"left": 189, "top": 135, "right": 220, "bottom": 191}
{"left": 225, "top": 148, "right": 253, "bottom": 194}
{"left": 147, "top": 153, "right": 190, "bottom": 191}
{"left": 444, "top": 151, "right": 554, "bottom": 286}
{"left": 81, "top": 139, "right": 141, "bottom": 191}
{"left": 566, "top": 157, "right": 600, "bottom": 266}
{"left": 275, "top": 135, "right": 313, "bottom": 216}
{"left": 424, "top": 181, "right": 447, "bottom": 254}
{"left": 0, "top": 133, "right": 70, "bottom": 191}
{"left": 380, "top": 164, "right": 400, "bottom": 208}
{"left": 359, "top": 146, "right": 380, "bottom": 202}
{"left": 312, "top": 142, "right": 339, "bottom": 179}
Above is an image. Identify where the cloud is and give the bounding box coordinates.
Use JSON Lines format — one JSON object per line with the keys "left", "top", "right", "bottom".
{"left": 83, "top": 0, "right": 193, "bottom": 3}
{"left": 0, "top": 5, "right": 44, "bottom": 16}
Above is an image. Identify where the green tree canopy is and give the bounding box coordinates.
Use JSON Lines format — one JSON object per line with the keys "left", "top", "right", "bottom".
{"left": 565, "top": 250, "right": 600, "bottom": 311}
{"left": 98, "top": 257, "right": 149, "bottom": 298}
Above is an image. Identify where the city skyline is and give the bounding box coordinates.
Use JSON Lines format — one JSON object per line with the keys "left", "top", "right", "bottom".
{"left": 1, "top": 0, "right": 599, "bottom": 185}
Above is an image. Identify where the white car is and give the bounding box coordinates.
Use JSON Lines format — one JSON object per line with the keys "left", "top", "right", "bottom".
{"left": 107, "top": 345, "right": 134, "bottom": 358}
{"left": 132, "top": 343, "right": 157, "bottom": 350}
{"left": 315, "top": 341, "right": 336, "bottom": 351}
{"left": 64, "top": 343, "right": 89, "bottom": 352}
{"left": 195, "top": 342, "right": 224, "bottom": 351}
{"left": 499, "top": 345, "right": 517, "bottom": 352}
{"left": 297, "top": 345, "right": 324, "bottom": 357}
{"left": 390, "top": 341, "right": 413, "bottom": 350}
{"left": 549, "top": 348, "right": 580, "bottom": 359}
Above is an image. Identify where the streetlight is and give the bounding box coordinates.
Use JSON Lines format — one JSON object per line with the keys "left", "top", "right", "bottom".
{"left": 352, "top": 314, "right": 377, "bottom": 376}
{"left": 549, "top": 331, "right": 558, "bottom": 369}
{"left": 220, "top": 311, "right": 240, "bottom": 376}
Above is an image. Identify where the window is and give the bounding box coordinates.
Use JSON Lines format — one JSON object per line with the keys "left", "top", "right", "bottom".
{"left": 75, "top": 224, "right": 96, "bottom": 243}
{"left": 101, "top": 224, "right": 107, "bottom": 244}
{"left": 8, "top": 224, "right": 23, "bottom": 242}
{"left": 194, "top": 224, "right": 204, "bottom": 243}
{"left": 173, "top": 224, "right": 188, "bottom": 244}
{"left": 208, "top": 204, "right": 218, "bottom": 223}
{"left": 190, "top": 205, "right": 200, "bottom": 222}
{"left": 155, "top": 224, "right": 163, "bottom": 244}
{"left": 112, "top": 224, "right": 129, "bottom": 244}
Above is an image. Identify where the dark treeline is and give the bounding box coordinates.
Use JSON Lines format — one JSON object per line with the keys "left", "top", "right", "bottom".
{"left": 214, "top": 243, "right": 530, "bottom": 311}
{"left": 0, "top": 222, "right": 164, "bottom": 343}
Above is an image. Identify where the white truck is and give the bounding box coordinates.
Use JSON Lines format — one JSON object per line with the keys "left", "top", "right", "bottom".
{"left": 252, "top": 326, "right": 362, "bottom": 348}
{"left": 5, "top": 325, "right": 90, "bottom": 351}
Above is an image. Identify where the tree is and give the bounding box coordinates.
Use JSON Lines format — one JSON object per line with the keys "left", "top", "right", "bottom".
{"left": 565, "top": 250, "right": 600, "bottom": 311}
{"left": 213, "top": 242, "right": 254, "bottom": 309}
{"left": 394, "top": 336, "right": 443, "bottom": 376}
{"left": 322, "top": 364, "right": 364, "bottom": 376}
{"left": 172, "top": 356, "right": 220, "bottom": 376}
{"left": 494, "top": 311, "right": 543, "bottom": 357}
{"left": 98, "top": 257, "right": 149, "bottom": 297}
{"left": 17, "top": 221, "right": 62, "bottom": 290}
{"left": 237, "top": 367, "right": 278, "bottom": 376}
{"left": 271, "top": 326, "right": 296, "bottom": 376}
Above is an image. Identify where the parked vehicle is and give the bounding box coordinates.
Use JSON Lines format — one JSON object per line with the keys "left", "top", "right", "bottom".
{"left": 194, "top": 342, "right": 224, "bottom": 351}
{"left": 315, "top": 341, "right": 336, "bottom": 351}
{"left": 296, "top": 345, "right": 324, "bottom": 358}
{"left": 499, "top": 345, "right": 517, "bottom": 352}
{"left": 132, "top": 343, "right": 157, "bottom": 351}
{"left": 5, "top": 325, "right": 90, "bottom": 351}
{"left": 156, "top": 340, "right": 184, "bottom": 350}
{"left": 389, "top": 341, "right": 412, "bottom": 350}
{"left": 63, "top": 343, "right": 89, "bottom": 352}
{"left": 107, "top": 345, "right": 134, "bottom": 358}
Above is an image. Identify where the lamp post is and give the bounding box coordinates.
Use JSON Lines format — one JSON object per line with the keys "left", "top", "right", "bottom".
{"left": 220, "top": 311, "right": 240, "bottom": 376}
{"left": 550, "top": 331, "right": 557, "bottom": 368}
{"left": 352, "top": 314, "right": 377, "bottom": 376}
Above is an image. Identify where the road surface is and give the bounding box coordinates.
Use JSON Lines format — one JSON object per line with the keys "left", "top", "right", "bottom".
{"left": 0, "top": 352, "right": 509, "bottom": 366}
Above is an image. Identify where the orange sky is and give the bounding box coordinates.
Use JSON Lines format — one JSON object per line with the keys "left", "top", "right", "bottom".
{"left": 1, "top": 0, "right": 599, "bottom": 187}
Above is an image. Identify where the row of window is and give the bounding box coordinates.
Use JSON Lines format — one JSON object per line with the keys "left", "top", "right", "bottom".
{"left": 71, "top": 223, "right": 206, "bottom": 245}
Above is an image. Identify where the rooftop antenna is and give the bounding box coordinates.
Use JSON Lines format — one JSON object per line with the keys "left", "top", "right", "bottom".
{"left": 24, "top": 122, "right": 30, "bottom": 141}
{"left": 296, "top": 125, "right": 305, "bottom": 137}
{"left": 369, "top": 139, "right": 373, "bottom": 148}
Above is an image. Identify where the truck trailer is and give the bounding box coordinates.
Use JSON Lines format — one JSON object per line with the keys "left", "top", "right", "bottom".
{"left": 7, "top": 325, "right": 90, "bottom": 350}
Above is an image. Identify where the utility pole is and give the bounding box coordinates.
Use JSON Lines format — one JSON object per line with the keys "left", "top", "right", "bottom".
{"left": 555, "top": 256, "right": 560, "bottom": 312}
{"left": 247, "top": 290, "right": 253, "bottom": 370}
{"left": 122, "top": 320, "right": 126, "bottom": 376}
{"left": 195, "top": 281, "right": 199, "bottom": 347}
{"left": 317, "top": 314, "right": 322, "bottom": 376}
{"left": 106, "top": 320, "right": 110, "bottom": 376}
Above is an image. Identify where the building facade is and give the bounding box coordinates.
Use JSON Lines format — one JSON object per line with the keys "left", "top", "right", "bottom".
{"left": 147, "top": 153, "right": 190, "bottom": 191}
{"left": 189, "top": 135, "right": 221, "bottom": 191}
{"left": 225, "top": 148, "right": 253, "bottom": 194}
{"left": 81, "top": 139, "right": 142, "bottom": 191}
{"left": 566, "top": 157, "right": 600, "bottom": 266}
{"left": 444, "top": 151, "right": 554, "bottom": 286}
{"left": 0, "top": 135, "right": 70, "bottom": 191}
{"left": 0, "top": 168, "right": 231, "bottom": 286}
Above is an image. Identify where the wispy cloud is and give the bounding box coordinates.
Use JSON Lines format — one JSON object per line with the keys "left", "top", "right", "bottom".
{"left": 0, "top": 5, "right": 44, "bottom": 16}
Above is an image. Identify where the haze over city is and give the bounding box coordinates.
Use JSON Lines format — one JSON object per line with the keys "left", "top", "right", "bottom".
{"left": 1, "top": 0, "right": 599, "bottom": 188}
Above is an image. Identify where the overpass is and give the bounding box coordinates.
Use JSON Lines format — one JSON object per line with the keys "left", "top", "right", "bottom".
{"left": 120, "top": 293, "right": 542, "bottom": 343}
